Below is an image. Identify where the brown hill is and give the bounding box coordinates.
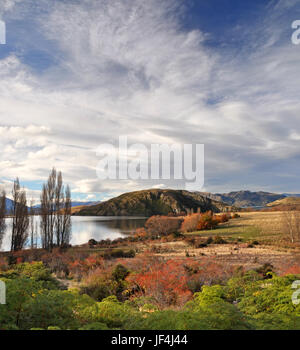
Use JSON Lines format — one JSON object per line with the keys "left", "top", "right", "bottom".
{"left": 76, "top": 189, "right": 236, "bottom": 217}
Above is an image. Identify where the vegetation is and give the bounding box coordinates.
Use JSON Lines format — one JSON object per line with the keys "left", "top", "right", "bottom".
{"left": 0, "top": 168, "right": 71, "bottom": 253}
{"left": 11, "top": 178, "right": 29, "bottom": 251}
{"left": 40, "top": 168, "right": 71, "bottom": 251}
{"left": 0, "top": 259, "right": 299, "bottom": 330}
{"left": 0, "top": 189, "right": 6, "bottom": 249}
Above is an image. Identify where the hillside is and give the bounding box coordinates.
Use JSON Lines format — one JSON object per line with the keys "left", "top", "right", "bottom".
{"left": 198, "top": 190, "right": 286, "bottom": 207}
{"left": 267, "top": 196, "right": 300, "bottom": 207}
{"left": 76, "top": 189, "right": 235, "bottom": 216}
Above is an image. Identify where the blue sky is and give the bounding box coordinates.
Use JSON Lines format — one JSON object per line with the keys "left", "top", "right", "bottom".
{"left": 0, "top": 0, "right": 300, "bottom": 202}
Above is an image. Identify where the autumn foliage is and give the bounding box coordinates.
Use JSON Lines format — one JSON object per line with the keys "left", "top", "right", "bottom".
{"left": 179, "top": 211, "right": 231, "bottom": 233}
{"left": 126, "top": 259, "right": 192, "bottom": 307}
{"left": 145, "top": 216, "right": 183, "bottom": 237}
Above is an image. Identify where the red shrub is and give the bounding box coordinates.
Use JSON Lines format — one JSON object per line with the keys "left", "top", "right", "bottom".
{"left": 126, "top": 259, "right": 192, "bottom": 307}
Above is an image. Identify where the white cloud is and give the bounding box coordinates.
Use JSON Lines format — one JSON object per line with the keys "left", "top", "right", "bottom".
{"left": 0, "top": 0, "right": 299, "bottom": 197}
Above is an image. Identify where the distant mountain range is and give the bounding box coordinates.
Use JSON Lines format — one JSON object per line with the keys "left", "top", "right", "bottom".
{"left": 5, "top": 198, "right": 14, "bottom": 213}
{"left": 197, "top": 191, "right": 287, "bottom": 208}
{"left": 4, "top": 200, "right": 100, "bottom": 213}
{"left": 32, "top": 201, "right": 100, "bottom": 209}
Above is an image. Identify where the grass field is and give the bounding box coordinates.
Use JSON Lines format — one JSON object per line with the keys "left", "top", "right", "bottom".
{"left": 185, "top": 211, "right": 286, "bottom": 243}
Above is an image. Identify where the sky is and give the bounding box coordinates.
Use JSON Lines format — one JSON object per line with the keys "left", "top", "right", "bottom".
{"left": 0, "top": 0, "right": 300, "bottom": 202}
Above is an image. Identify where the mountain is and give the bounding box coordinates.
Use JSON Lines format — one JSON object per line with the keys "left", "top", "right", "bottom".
{"left": 71, "top": 201, "right": 100, "bottom": 207}
{"left": 282, "top": 193, "right": 300, "bottom": 198}
{"left": 33, "top": 201, "right": 100, "bottom": 209}
{"left": 198, "top": 190, "right": 286, "bottom": 208}
{"left": 5, "top": 198, "right": 14, "bottom": 213}
{"left": 76, "top": 189, "right": 236, "bottom": 216}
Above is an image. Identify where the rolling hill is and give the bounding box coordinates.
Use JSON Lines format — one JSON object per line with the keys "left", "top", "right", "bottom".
{"left": 76, "top": 189, "right": 236, "bottom": 216}
{"left": 267, "top": 197, "right": 300, "bottom": 207}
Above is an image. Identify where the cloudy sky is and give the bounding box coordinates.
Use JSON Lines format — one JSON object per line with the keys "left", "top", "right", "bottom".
{"left": 0, "top": 0, "right": 300, "bottom": 202}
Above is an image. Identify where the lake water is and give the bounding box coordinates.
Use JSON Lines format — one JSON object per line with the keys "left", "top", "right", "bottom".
{"left": 0, "top": 216, "right": 147, "bottom": 252}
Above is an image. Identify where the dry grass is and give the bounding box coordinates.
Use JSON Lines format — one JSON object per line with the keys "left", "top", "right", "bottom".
{"left": 142, "top": 240, "right": 299, "bottom": 271}
{"left": 185, "top": 211, "right": 289, "bottom": 244}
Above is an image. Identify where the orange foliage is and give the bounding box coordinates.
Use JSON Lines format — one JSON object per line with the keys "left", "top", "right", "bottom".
{"left": 145, "top": 216, "right": 183, "bottom": 236}
{"left": 180, "top": 214, "right": 201, "bottom": 233}
{"left": 126, "top": 259, "right": 192, "bottom": 307}
{"left": 197, "top": 211, "right": 219, "bottom": 230}
{"left": 280, "top": 264, "right": 300, "bottom": 276}
{"left": 68, "top": 254, "right": 105, "bottom": 278}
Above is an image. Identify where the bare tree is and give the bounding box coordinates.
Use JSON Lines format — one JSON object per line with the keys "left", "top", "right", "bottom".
{"left": 11, "top": 178, "right": 29, "bottom": 251}
{"left": 61, "top": 184, "right": 72, "bottom": 246}
{"left": 55, "top": 171, "right": 63, "bottom": 246}
{"left": 40, "top": 169, "right": 56, "bottom": 251}
{"left": 40, "top": 168, "right": 72, "bottom": 250}
{"left": 29, "top": 199, "right": 38, "bottom": 249}
{"left": 281, "top": 209, "right": 300, "bottom": 243}
{"left": 40, "top": 184, "right": 49, "bottom": 250}
{"left": 0, "top": 190, "right": 6, "bottom": 249}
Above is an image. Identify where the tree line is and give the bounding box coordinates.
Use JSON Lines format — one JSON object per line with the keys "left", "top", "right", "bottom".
{"left": 0, "top": 168, "right": 71, "bottom": 252}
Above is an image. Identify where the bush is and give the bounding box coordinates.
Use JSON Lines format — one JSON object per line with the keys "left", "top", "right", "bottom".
{"left": 255, "top": 263, "right": 274, "bottom": 279}
{"left": 213, "top": 236, "right": 227, "bottom": 244}
{"left": 145, "top": 216, "right": 183, "bottom": 236}
{"left": 107, "top": 249, "right": 136, "bottom": 259}
{"left": 215, "top": 214, "right": 230, "bottom": 223}
{"left": 88, "top": 239, "right": 98, "bottom": 247}
{"left": 112, "top": 264, "right": 129, "bottom": 281}
{"left": 180, "top": 214, "right": 201, "bottom": 233}
{"left": 197, "top": 212, "right": 219, "bottom": 230}
{"left": 79, "top": 322, "right": 109, "bottom": 330}
{"left": 126, "top": 259, "right": 192, "bottom": 307}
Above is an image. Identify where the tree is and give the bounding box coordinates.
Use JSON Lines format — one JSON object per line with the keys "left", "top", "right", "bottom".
{"left": 59, "top": 184, "right": 72, "bottom": 247}
{"left": 145, "top": 216, "right": 182, "bottom": 237}
{"left": 0, "top": 189, "right": 6, "bottom": 249}
{"left": 11, "top": 178, "right": 29, "bottom": 251}
{"left": 180, "top": 214, "right": 201, "bottom": 233}
{"left": 281, "top": 210, "right": 300, "bottom": 243}
{"left": 40, "top": 168, "right": 72, "bottom": 251}
{"left": 29, "top": 199, "right": 37, "bottom": 249}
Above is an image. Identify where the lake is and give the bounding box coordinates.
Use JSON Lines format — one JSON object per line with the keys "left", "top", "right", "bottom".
{"left": 0, "top": 216, "right": 147, "bottom": 252}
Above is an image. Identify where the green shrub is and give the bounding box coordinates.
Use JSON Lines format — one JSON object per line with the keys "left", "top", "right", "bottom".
{"left": 79, "top": 322, "right": 109, "bottom": 330}
{"left": 112, "top": 264, "right": 129, "bottom": 281}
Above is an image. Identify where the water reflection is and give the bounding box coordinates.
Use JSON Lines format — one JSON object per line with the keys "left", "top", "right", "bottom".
{"left": 0, "top": 216, "right": 147, "bottom": 251}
